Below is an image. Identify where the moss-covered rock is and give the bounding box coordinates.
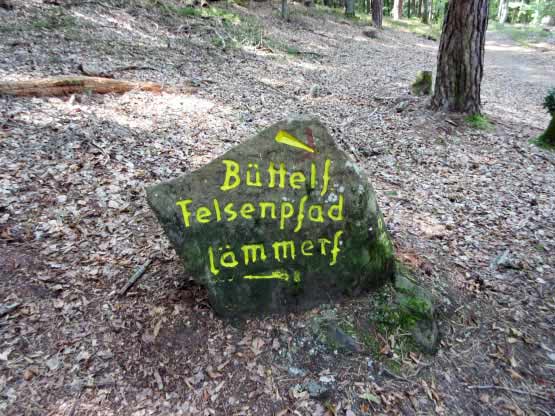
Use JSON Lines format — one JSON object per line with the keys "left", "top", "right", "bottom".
{"left": 394, "top": 269, "right": 439, "bottom": 353}
{"left": 147, "top": 117, "right": 395, "bottom": 317}
{"left": 411, "top": 70, "right": 432, "bottom": 96}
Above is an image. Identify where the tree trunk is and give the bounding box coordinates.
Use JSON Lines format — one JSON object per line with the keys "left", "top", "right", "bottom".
{"left": 407, "top": 0, "right": 411, "bottom": 18}
{"left": 393, "top": 0, "right": 402, "bottom": 19}
{"left": 372, "top": 0, "right": 383, "bottom": 28}
{"left": 422, "top": 0, "right": 428, "bottom": 23}
{"left": 367, "top": 0, "right": 371, "bottom": 14}
{"left": 431, "top": 0, "right": 489, "bottom": 114}
{"left": 345, "top": 0, "right": 355, "bottom": 17}
{"left": 498, "top": 0, "right": 508, "bottom": 23}
{"left": 428, "top": 0, "right": 433, "bottom": 22}
{"left": 281, "top": 0, "right": 289, "bottom": 20}
{"left": 417, "top": 0, "right": 422, "bottom": 17}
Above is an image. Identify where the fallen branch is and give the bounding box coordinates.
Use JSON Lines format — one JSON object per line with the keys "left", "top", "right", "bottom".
{"left": 0, "top": 76, "right": 162, "bottom": 97}
{"left": 466, "top": 384, "right": 548, "bottom": 401}
{"left": 119, "top": 259, "right": 153, "bottom": 296}
{"left": 380, "top": 365, "right": 410, "bottom": 382}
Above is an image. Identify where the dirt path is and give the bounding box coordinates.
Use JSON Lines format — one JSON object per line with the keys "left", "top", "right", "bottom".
{"left": 1, "top": 2, "right": 554, "bottom": 415}
{"left": 483, "top": 29, "right": 555, "bottom": 129}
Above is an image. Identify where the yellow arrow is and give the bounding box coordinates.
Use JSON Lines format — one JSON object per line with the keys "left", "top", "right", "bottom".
{"left": 243, "top": 270, "right": 302, "bottom": 282}
{"left": 275, "top": 130, "right": 315, "bottom": 153}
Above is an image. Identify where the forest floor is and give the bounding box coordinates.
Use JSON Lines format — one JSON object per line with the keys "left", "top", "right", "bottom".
{"left": 1, "top": 1, "right": 555, "bottom": 415}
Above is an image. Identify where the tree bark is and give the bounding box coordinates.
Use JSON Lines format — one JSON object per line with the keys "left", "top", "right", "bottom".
{"left": 345, "top": 0, "right": 355, "bottom": 17}
{"left": 498, "top": 0, "right": 508, "bottom": 23}
{"left": 431, "top": 0, "right": 489, "bottom": 114}
{"left": 372, "top": 0, "right": 383, "bottom": 28}
{"left": 421, "top": 0, "right": 428, "bottom": 23}
{"left": 417, "top": 0, "right": 422, "bottom": 17}
{"left": 0, "top": 76, "right": 162, "bottom": 97}
{"left": 281, "top": 0, "right": 289, "bottom": 20}
{"left": 393, "top": 0, "right": 402, "bottom": 19}
{"left": 407, "top": 0, "right": 411, "bottom": 18}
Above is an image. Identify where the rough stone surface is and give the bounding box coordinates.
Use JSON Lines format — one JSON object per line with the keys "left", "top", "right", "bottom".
{"left": 410, "top": 70, "right": 432, "bottom": 96}
{"left": 394, "top": 270, "right": 439, "bottom": 353}
{"left": 147, "top": 117, "right": 395, "bottom": 316}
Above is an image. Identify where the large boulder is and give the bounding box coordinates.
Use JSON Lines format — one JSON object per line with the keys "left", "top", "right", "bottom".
{"left": 147, "top": 117, "right": 395, "bottom": 316}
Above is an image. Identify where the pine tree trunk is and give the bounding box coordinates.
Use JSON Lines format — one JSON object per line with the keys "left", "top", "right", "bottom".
{"left": 498, "top": 0, "right": 508, "bottom": 23}
{"left": 422, "top": 0, "right": 428, "bottom": 23}
{"left": 431, "top": 0, "right": 489, "bottom": 114}
{"left": 372, "top": 0, "right": 383, "bottom": 28}
{"left": 281, "top": 0, "right": 289, "bottom": 20}
{"left": 345, "top": 0, "right": 355, "bottom": 17}
{"left": 393, "top": 0, "right": 403, "bottom": 19}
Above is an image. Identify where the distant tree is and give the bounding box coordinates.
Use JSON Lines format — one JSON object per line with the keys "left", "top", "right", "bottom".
{"left": 372, "top": 0, "right": 384, "bottom": 28}
{"left": 281, "top": 0, "right": 289, "bottom": 20}
{"left": 497, "top": 0, "right": 509, "bottom": 23}
{"left": 345, "top": 0, "right": 355, "bottom": 16}
{"left": 393, "top": 0, "right": 403, "bottom": 19}
{"left": 431, "top": 0, "right": 488, "bottom": 114}
{"left": 422, "top": 0, "right": 429, "bottom": 22}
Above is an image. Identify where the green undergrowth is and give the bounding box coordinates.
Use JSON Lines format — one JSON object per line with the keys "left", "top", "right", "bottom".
{"left": 465, "top": 114, "right": 494, "bottom": 130}
{"left": 490, "top": 22, "right": 554, "bottom": 47}
{"left": 383, "top": 17, "right": 442, "bottom": 40}
{"left": 530, "top": 134, "right": 555, "bottom": 151}
{"left": 150, "top": 1, "right": 300, "bottom": 55}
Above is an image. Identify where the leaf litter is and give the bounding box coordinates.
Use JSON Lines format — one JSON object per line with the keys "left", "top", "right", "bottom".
{"left": 1, "top": 0, "right": 555, "bottom": 415}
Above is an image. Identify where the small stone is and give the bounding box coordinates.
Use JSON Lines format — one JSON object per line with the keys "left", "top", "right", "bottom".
{"left": 288, "top": 367, "right": 307, "bottom": 377}
{"left": 46, "top": 356, "right": 60, "bottom": 371}
{"left": 23, "top": 368, "right": 37, "bottom": 381}
{"left": 305, "top": 380, "right": 329, "bottom": 399}
{"left": 396, "top": 101, "right": 409, "bottom": 112}
{"left": 362, "top": 29, "right": 378, "bottom": 39}
{"left": 309, "top": 84, "right": 320, "bottom": 98}
{"left": 325, "top": 324, "right": 360, "bottom": 353}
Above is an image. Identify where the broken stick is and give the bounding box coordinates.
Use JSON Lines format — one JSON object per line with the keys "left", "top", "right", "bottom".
{"left": 0, "top": 76, "right": 162, "bottom": 97}
{"left": 119, "top": 259, "right": 153, "bottom": 296}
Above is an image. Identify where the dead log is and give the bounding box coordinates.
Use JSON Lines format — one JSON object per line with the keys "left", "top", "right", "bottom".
{"left": 0, "top": 76, "right": 163, "bottom": 97}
